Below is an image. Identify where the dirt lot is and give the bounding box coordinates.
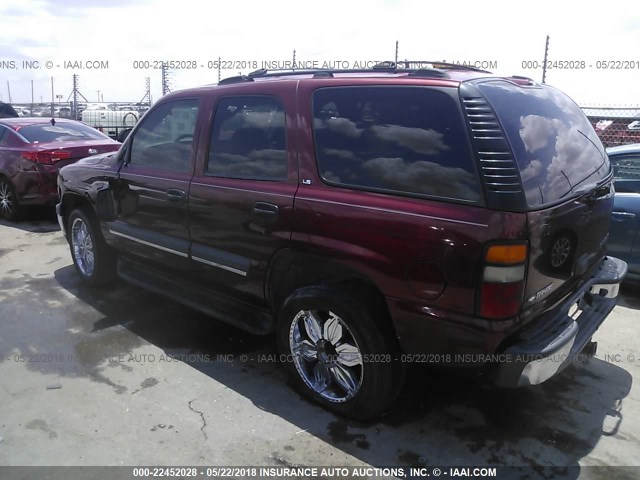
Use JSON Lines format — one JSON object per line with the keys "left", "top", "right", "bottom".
{"left": 0, "top": 212, "right": 639, "bottom": 479}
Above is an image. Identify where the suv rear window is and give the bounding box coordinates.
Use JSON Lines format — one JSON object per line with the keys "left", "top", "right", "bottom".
{"left": 16, "top": 122, "right": 110, "bottom": 143}
{"left": 478, "top": 81, "right": 610, "bottom": 207}
{"left": 312, "top": 87, "right": 482, "bottom": 202}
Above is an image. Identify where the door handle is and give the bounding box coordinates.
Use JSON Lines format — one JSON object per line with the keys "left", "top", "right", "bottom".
{"left": 166, "top": 189, "right": 186, "bottom": 203}
{"left": 253, "top": 202, "right": 279, "bottom": 222}
{"left": 611, "top": 211, "right": 636, "bottom": 220}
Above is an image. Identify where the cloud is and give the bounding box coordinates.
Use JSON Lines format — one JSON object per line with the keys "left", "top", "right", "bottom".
{"left": 209, "top": 149, "right": 287, "bottom": 180}
{"left": 1, "top": 0, "right": 639, "bottom": 104}
{"left": 519, "top": 159, "right": 543, "bottom": 182}
{"left": 517, "top": 113, "right": 605, "bottom": 201}
{"left": 362, "top": 156, "right": 481, "bottom": 201}
{"left": 519, "top": 115, "right": 556, "bottom": 153}
{"left": 371, "top": 124, "right": 450, "bottom": 155}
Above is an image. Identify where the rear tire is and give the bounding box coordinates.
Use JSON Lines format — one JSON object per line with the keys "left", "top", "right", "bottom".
{"left": 0, "top": 178, "right": 24, "bottom": 221}
{"left": 68, "top": 207, "right": 116, "bottom": 285}
{"left": 277, "top": 284, "right": 404, "bottom": 420}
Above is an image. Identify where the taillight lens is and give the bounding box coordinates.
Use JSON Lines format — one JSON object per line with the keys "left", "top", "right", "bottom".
{"left": 22, "top": 151, "right": 72, "bottom": 165}
{"left": 479, "top": 242, "right": 528, "bottom": 319}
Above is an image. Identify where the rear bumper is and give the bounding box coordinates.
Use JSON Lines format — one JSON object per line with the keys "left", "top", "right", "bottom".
{"left": 494, "top": 256, "right": 627, "bottom": 387}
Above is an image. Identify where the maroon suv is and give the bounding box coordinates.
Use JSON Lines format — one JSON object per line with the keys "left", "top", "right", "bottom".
{"left": 56, "top": 63, "right": 627, "bottom": 419}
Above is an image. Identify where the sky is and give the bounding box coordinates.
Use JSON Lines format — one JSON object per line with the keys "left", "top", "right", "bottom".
{"left": 0, "top": 0, "right": 639, "bottom": 107}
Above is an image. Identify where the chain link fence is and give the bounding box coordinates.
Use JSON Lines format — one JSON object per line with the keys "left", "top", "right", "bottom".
{"left": 9, "top": 101, "right": 640, "bottom": 148}
{"left": 582, "top": 106, "right": 640, "bottom": 148}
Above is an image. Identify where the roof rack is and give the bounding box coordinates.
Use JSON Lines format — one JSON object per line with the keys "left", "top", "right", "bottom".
{"left": 216, "top": 60, "right": 491, "bottom": 85}
{"left": 392, "top": 60, "right": 491, "bottom": 73}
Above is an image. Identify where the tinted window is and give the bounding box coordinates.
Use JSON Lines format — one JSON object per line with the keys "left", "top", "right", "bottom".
{"left": 207, "top": 96, "right": 287, "bottom": 181}
{"left": 312, "top": 87, "right": 481, "bottom": 202}
{"left": 17, "top": 122, "right": 111, "bottom": 143}
{"left": 129, "top": 98, "right": 199, "bottom": 172}
{"left": 478, "top": 81, "right": 609, "bottom": 207}
{"left": 0, "top": 126, "right": 7, "bottom": 145}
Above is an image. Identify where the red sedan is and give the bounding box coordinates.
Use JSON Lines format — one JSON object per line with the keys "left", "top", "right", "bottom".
{"left": 0, "top": 117, "right": 120, "bottom": 220}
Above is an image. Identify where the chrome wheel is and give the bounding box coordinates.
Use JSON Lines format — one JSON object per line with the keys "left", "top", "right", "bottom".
{"left": 289, "top": 309, "right": 363, "bottom": 403}
{"left": 551, "top": 236, "right": 572, "bottom": 268}
{"left": 71, "top": 217, "right": 95, "bottom": 277}
{"left": 0, "top": 181, "right": 15, "bottom": 218}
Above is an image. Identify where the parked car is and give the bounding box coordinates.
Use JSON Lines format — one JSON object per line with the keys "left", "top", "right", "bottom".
{"left": 0, "top": 102, "right": 19, "bottom": 118}
{"left": 607, "top": 143, "right": 640, "bottom": 282}
{"left": 0, "top": 118, "right": 121, "bottom": 220}
{"left": 13, "top": 107, "right": 31, "bottom": 117}
{"left": 56, "top": 64, "right": 627, "bottom": 419}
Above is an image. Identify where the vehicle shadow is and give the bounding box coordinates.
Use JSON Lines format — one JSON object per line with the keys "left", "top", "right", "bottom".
{"left": 619, "top": 282, "right": 640, "bottom": 309}
{"left": 50, "top": 265, "right": 634, "bottom": 479}
{"left": 0, "top": 207, "right": 59, "bottom": 233}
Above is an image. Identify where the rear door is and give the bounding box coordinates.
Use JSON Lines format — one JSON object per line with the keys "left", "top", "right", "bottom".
{"left": 188, "top": 87, "right": 297, "bottom": 306}
{"left": 477, "top": 80, "right": 613, "bottom": 320}
{"left": 108, "top": 96, "right": 204, "bottom": 273}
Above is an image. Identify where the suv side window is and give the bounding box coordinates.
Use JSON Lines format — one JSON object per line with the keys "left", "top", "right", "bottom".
{"left": 207, "top": 96, "right": 287, "bottom": 181}
{"left": 612, "top": 155, "right": 640, "bottom": 193}
{"left": 312, "top": 86, "right": 481, "bottom": 202}
{"left": 129, "top": 98, "right": 199, "bottom": 172}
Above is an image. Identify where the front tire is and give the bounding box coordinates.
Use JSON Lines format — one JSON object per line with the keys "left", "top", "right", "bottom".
{"left": 277, "top": 285, "right": 403, "bottom": 420}
{"left": 68, "top": 208, "right": 116, "bottom": 285}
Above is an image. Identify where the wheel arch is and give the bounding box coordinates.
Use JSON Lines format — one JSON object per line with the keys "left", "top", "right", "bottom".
{"left": 266, "top": 249, "right": 398, "bottom": 340}
{"left": 59, "top": 192, "right": 93, "bottom": 239}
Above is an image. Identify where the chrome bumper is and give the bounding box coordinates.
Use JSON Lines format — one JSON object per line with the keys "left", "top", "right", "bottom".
{"left": 495, "top": 256, "right": 627, "bottom": 388}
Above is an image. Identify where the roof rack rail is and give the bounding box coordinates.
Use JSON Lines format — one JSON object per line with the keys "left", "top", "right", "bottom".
{"left": 218, "top": 75, "right": 255, "bottom": 85}
{"left": 407, "top": 68, "right": 449, "bottom": 79}
{"left": 392, "top": 60, "right": 491, "bottom": 73}
{"left": 217, "top": 60, "right": 491, "bottom": 85}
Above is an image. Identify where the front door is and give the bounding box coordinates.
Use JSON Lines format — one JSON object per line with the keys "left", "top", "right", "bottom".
{"left": 108, "top": 97, "right": 203, "bottom": 273}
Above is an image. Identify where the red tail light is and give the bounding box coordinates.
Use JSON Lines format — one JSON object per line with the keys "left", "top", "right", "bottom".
{"left": 22, "top": 151, "right": 72, "bottom": 165}
{"left": 479, "top": 243, "right": 528, "bottom": 319}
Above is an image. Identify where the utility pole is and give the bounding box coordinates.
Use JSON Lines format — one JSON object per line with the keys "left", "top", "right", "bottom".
{"left": 66, "top": 74, "right": 89, "bottom": 120}
{"left": 161, "top": 63, "right": 171, "bottom": 96}
{"left": 292, "top": 49, "right": 296, "bottom": 70}
{"left": 51, "top": 77, "right": 55, "bottom": 116}
{"left": 31, "top": 80, "right": 34, "bottom": 111}
{"left": 6, "top": 81, "right": 11, "bottom": 103}
{"left": 395, "top": 40, "right": 399, "bottom": 64}
{"left": 139, "top": 77, "right": 152, "bottom": 106}
{"left": 217, "top": 57, "right": 221, "bottom": 84}
{"left": 542, "top": 35, "right": 550, "bottom": 84}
